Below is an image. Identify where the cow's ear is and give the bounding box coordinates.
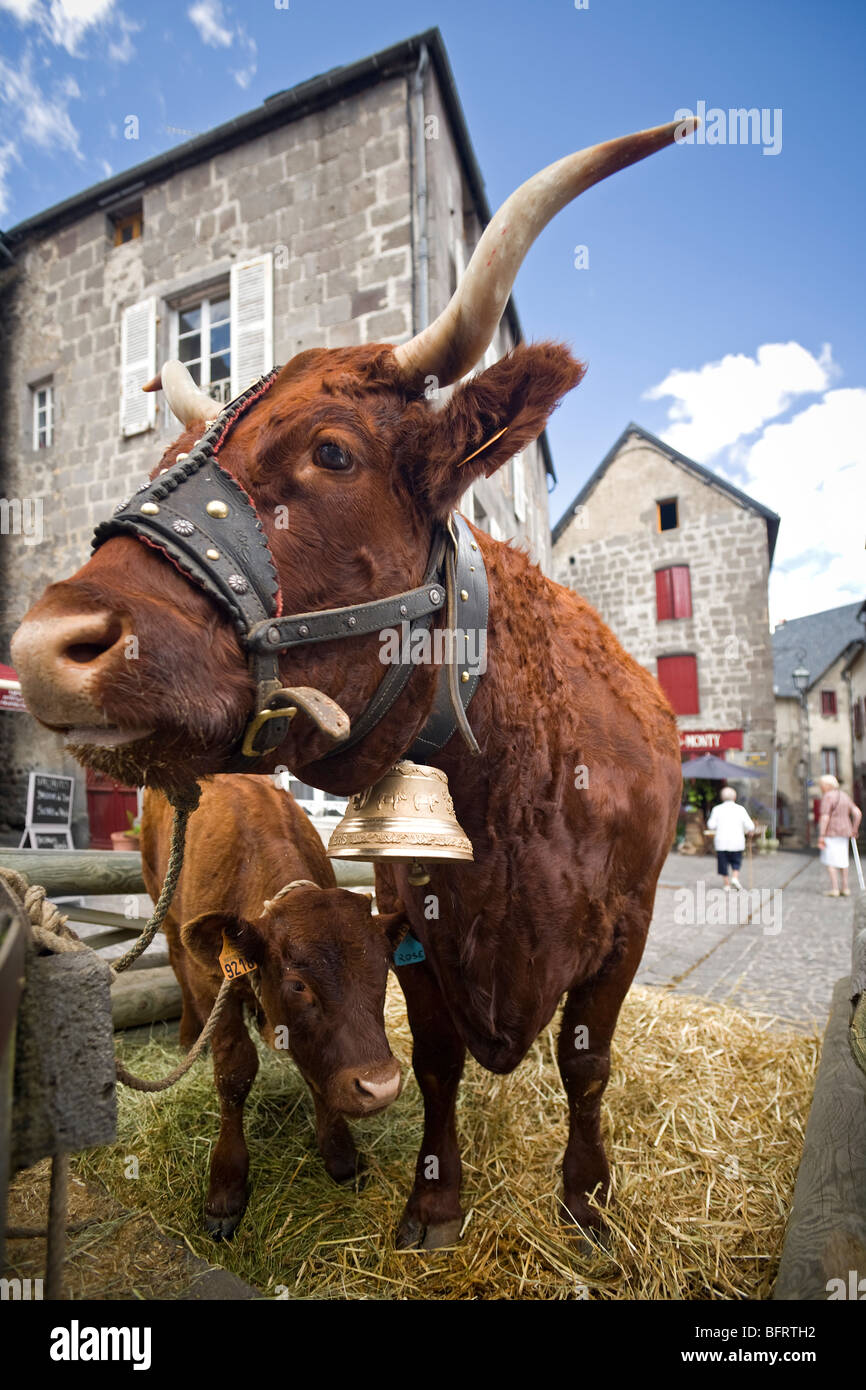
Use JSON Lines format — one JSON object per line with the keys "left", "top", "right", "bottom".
{"left": 405, "top": 343, "right": 585, "bottom": 518}
{"left": 376, "top": 909, "right": 410, "bottom": 950}
{"left": 181, "top": 911, "right": 259, "bottom": 968}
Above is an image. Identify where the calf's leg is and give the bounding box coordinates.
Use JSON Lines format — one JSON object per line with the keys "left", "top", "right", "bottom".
{"left": 556, "top": 900, "right": 650, "bottom": 1235}
{"left": 205, "top": 991, "right": 259, "bottom": 1239}
{"left": 395, "top": 960, "right": 466, "bottom": 1251}
{"left": 310, "top": 1092, "right": 365, "bottom": 1186}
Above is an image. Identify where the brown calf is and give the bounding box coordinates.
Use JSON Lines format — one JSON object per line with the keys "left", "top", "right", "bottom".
{"left": 141, "top": 775, "right": 406, "bottom": 1238}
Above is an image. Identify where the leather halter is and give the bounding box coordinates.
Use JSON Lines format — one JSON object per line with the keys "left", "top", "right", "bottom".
{"left": 92, "top": 369, "right": 488, "bottom": 769}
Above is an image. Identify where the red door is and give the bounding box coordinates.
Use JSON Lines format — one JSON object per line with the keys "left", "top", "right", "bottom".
{"left": 85, "top": 768, "right": 139, "bottom": 848}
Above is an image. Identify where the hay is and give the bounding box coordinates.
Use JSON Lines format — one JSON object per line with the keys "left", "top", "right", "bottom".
{"left": 73, "top": 982, "right": 818, "bottom": 1300}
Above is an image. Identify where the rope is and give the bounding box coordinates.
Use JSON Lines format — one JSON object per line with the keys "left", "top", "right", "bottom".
{"left": 0, "top": 868, "right": 82, "bottom": 954}
{"left": 115, "top": 977, "right": 235, "bottom": 1092}
{"left": 111, "top": 781, "right": 201, "bottom": 976}
{"left": 45, "top": 1151, "right": 69, "bottom": 1301}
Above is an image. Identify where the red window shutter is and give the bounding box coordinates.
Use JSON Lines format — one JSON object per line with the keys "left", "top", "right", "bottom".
{"left": 821, "top": 690, "right": 837, "bottom": 716}
{"left": 655, "top": 570, "right": 673, "bottom": 620}
{"left": 671, "top": 566, "right": 692, "bottom": 619}
{"left": 656, "top": 566, "right": 692, "bottom": 620}
{"left": 657, "top": 655, "right": 699, "bottom": 715}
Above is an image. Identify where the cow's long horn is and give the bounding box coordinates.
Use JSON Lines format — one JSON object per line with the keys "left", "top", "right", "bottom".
{"left": 143, "top": 359, "right": 223, "bottom": 428}
{"left": 394, "top": 118, "right": 698, "bottom": 388}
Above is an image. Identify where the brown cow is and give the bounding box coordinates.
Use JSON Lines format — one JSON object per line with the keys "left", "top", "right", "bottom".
{"left": 14, "top": 121, "right": 689, "bottom": 1248}
{"left": 141, "top": 775, "right": 407, "bottom": 1238}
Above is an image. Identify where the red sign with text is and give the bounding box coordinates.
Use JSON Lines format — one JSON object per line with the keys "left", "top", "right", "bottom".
{"left": 679, "top": 729, "right": 743, "bottom": 753}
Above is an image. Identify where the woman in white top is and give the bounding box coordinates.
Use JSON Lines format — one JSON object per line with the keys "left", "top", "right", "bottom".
{"left": 706, "top": 787, "right": 756, "bottom": 890}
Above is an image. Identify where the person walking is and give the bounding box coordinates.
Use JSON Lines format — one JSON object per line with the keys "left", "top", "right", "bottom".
{"left": 817, "top": 774, "right": 862, "bottom": 897}
{"left": 706, "top": 786, "right": 755, "bottom": 890}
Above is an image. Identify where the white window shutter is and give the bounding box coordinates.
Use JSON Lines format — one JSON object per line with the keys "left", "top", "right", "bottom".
{"left": 230, "top": 253, "right": 273, "bottom": 397}
{"left": 488, "top": 515, "right": 502, "bottom": 541}
{"left": 460, "top": 487, "right": 474, "bottom": 523}
{"left": 120, "top": 298, "right": 156, "bottom": 436}
{"left": 512, "top": 452, "right": 526, "bottom": 521}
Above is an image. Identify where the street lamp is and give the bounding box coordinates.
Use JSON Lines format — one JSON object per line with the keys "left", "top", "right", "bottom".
{"left": 792, "top": 664, "right": 811, "bottom": 846}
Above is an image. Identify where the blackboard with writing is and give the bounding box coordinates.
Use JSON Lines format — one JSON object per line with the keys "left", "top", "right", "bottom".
{"left": 33, "top": 831, "right": 73, "bottom": 849}
{"left": 30, "top": 774, "right": 74, "bottom": 826}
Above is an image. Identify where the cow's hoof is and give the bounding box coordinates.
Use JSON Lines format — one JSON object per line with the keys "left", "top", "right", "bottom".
{"left": 329, "top": 1155, "right": 368, "bottom": 1190}
{"left": 204, "top": 1209, "right": 244, "bottom": 1241}
{"left": 396, "top": 1211, "right": 462, "bottom": 1251}
{"left": 562, "top": 1221, "right": 608, "bottom": 1256}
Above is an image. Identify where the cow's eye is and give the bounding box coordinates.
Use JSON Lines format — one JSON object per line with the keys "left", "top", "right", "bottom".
{"left": 313, "top": 441, "right": 351, "bottom": 471}
{"left": 286, "top": 975, "right": 307, "bottom": 993}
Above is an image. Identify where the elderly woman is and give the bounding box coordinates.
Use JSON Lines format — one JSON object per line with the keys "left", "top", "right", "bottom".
{"left": 706, "top": 786, "right": 755, "bottom": 890}
{"left": 817, "top": 774, "right": 862, "bottom": 896}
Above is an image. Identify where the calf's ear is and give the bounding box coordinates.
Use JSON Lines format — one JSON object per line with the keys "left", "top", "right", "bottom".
{"left": 403, "top": 342, "right": 585, "bottom": 519}
{"left": 376, "top": 909, "right": 410, "bottom": 950}
{"left": 181, "top": 911, "right": 259, "bottom": 968}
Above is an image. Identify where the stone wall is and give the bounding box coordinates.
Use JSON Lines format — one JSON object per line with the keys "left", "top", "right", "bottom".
{"left": 553, "top": 432, "right": 776, "bottom": 816}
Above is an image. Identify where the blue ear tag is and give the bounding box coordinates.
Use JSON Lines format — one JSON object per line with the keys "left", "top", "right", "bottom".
{"left": 393, "top": 932, "right": 426, "bottom": 966}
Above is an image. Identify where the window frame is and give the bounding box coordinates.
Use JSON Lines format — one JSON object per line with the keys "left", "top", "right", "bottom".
{"left": 820, "top": 689, "right": 837, "bottom": 717}
{"left": 657, "top": 497, "right": 679, "bottom": 532}
{"left": 112, "top": 210, "right": 143, "bottom": 246}
{"left": 655, "top": 565, "right": 692, "bottom": 621}
{"left": 820, "top": 747, "right": 839, "bottom": 777}
{"left": 169, "top": 285, "right": 232, "bottom": 408}
{"left": 31, "top": 381, "right": 54, "bottom": 450}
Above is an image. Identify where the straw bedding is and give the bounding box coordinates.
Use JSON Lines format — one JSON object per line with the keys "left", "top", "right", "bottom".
{"left": 63, "top": 980, "right": 818, "bottom": 1300}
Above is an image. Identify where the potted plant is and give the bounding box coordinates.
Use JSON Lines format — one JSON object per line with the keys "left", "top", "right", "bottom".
{"left": 110, "top": 811, "right": 141, "bottom": 852}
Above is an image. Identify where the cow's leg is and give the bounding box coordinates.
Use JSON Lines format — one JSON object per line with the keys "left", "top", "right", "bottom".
{"left": 556, "top": 899, "right": 650, "bottom": 1237}
{"left": 310, "top": 1091, "right": 365, "bottom": 1186}
{"left": 205, "top": 990, "right": 259, "bottom": 1240}
{"left": 395, "top": 961, "right": 466, "bottom": 1251}
{"left": 163, "top": 914, "right": 203, "bottom": 1051}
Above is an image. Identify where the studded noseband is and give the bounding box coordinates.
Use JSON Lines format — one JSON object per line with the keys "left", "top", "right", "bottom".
{"left": 92, "top": 370, "right": 487, "bottom": 769}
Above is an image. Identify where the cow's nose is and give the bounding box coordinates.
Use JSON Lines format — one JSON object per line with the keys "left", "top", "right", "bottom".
{"left": 12, "top": 610, "right": 126, "bottom": 724}
{"left": 351, "top": 1060, "right": 402, "bottom": 1109}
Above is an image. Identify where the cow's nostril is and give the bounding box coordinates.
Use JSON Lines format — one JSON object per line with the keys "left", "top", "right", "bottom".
{"left": 354, "top": 1069, "right": 401, "bottom": 1104}
{"left": 62, "top": 617, "right": 124, "bottom": 665}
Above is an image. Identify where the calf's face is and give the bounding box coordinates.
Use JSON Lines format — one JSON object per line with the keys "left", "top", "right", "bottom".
{"left": 184, "top": 885, "right": 406, "bottom": 1116}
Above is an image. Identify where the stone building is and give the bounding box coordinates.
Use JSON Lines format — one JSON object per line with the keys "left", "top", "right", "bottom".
{"left": 0, "top": 29, "right": 555, "bottom": 841}
{"left": 552, "top": 423, "right": 779, "bottom": 821}
{"left": 772, "top": 601, "right": 865, "bottom": 845}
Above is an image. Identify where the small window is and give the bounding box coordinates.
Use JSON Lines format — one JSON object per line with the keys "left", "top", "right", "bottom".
{"left": 172, "top": 291, "right": 231, "bottom": 405}
{"left": 512, "top": 452, "right": 526, "bottom": 521}
{"left": 111, "top": 208, "right": 143, "bottom": 246}
{"left": 655, "top": 566, "right": 692, "bottom": 621}
{"left": 657, "top": 654, "right": 699, "bottom": 715}
{"left": 31, "top": 381, "right": 54, "bottom": 449}
{"left": 820, "top": 689, "right": 837, "bottom": 716}
{"left": 855, "top": 699, "right": 864, "bottom": 740}
{"left": 821, "top": 748, "right": 838, "bottom": 777}
{"left": 657, "top": 498, "right": 678, "bottom": 531}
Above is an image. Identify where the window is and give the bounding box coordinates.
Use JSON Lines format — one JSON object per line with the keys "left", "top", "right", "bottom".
{"left": 657, "top": 654, "right": 699, "bottom": 715}
{"left": 512, "top": 452, "right": 526, "bottom": 521}
{"left": 855, "top": 698, "right": 864, "bottom": 740}
{"left": 31, "top": 382, "right": 53, "bottom": 449}
{"left": 280, "top": 772, "right": 347, "bottom": 823}
{"left": 460, "top": 488, "right": 475, "bottom": 523}
{"left": 820, "top": 689, "right": 837, "bottom": 716}
{"left": 821, "top": 748, "right": 838, "bottom": 777}
{"left": 173, "top": 292, "right": 232, "bottom": 405}
{"left": 655, "top": 566, "right": 692, "bottom": 620}
{"left": 657, "top": 498, "right": 678, "bottom": 531}
{"left": 111, "top": 208, "right": 143, "bottom": 246}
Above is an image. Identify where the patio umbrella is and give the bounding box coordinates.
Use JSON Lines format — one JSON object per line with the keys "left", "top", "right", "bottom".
{"left": 681, "top": 753, "right": 762, "bottom": 780}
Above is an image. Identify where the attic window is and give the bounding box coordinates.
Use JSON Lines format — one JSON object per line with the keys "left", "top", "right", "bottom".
{"left": 657, "top": 498, "right": 678, "bottom": 532}
{"left": 110, "top": 206, "right": 143, "bottom": 246}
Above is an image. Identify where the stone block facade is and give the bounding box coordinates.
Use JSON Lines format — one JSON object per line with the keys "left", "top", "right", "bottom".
{"left": 552, "top": 428, "right": 777, "bottom": 819}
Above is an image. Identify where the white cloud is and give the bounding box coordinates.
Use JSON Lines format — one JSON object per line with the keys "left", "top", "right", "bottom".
{"left": 45, "top": 0, "right": 116, "bottom": 54}
{"left": 188, "top": 0, "right": 231, "bottom": 47}
{"left": 645, "top": 341, "right": 835, "bottom": 461}
{"left": 0, "top": 53, "right": 81, "bottom": 156}
{"left": 0, "top": 140, "right": 20, "bottom": 217}
{"left": 0, "top": 0, "right": 137, "bottom": 59}
{"left": 188, "top": 2, "right": 257, "bottom": 88}
{"left": 0, "top": 0, "right": 40, "bottom": 19}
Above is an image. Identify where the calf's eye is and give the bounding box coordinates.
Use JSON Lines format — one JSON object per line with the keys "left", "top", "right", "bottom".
{"left": 314, "top": 442, "right": 350, "bottom": 471}
{"left": 288, "top": 978, "right": 307, "bottom": 993}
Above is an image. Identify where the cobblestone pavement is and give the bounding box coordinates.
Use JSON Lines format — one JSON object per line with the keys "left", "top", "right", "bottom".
{"left": 638, "top": 849, "right": 859, "bottom": 1032}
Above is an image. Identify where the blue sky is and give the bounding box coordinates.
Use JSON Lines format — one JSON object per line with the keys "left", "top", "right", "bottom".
{"left": 0, "top": 0, "right": 863, "bottom": 623}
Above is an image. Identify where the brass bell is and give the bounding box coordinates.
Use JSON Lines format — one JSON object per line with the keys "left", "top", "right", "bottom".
{"left": 327, "top": 760, "right": 473, "bottom": 864}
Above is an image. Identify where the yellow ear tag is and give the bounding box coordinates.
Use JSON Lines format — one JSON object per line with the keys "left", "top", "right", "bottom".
{"left": 219, "top": 935, "right": 258, "bottom": 981}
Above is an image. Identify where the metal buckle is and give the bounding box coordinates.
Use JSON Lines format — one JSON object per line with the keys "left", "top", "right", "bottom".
{"left": 240, "top": 703, "right": 297, "bottom": 760}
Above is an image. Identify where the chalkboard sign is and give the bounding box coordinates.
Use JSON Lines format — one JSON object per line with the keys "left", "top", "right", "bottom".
{"left": 33, "top": 831, "right": 74, "bottom": 849}
{"left": 18, "top": 772, "right": 75, "bottom": 849}
{"left": 31, "top": 774, "right": 74, "bottom": 826}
